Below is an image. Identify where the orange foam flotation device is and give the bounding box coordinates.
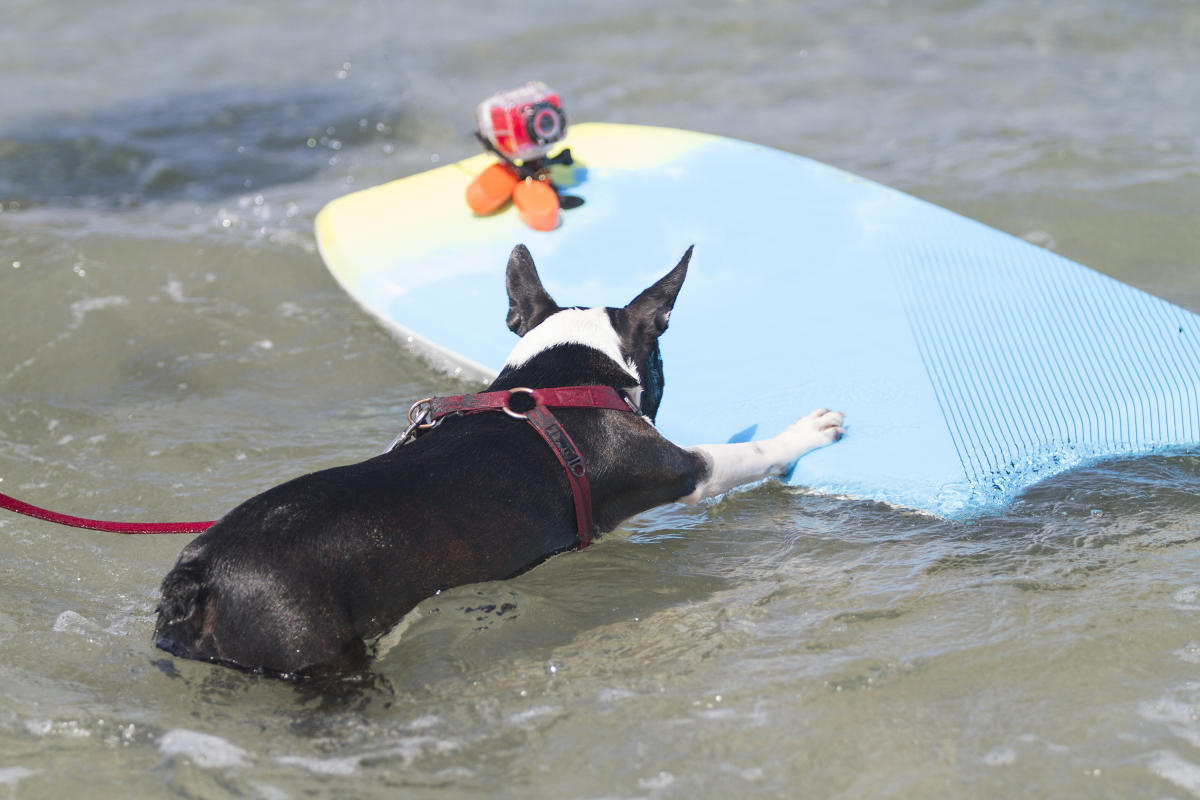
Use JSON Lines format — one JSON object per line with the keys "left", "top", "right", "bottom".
{"left": 512, "top": 177, "right": 560, "bottom": 231}
{"left": 465, "top": 163, "right": 520, "bottom": 216}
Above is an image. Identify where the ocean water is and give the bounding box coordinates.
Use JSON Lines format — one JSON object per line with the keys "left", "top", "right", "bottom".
{"left": 2, "top": 0, "right": 1199, "bottom": 797}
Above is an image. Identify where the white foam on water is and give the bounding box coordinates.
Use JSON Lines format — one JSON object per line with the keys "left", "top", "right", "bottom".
{"left": 405, "top": 714, "right": 440, "bottom": 730}
{"left": 277, "top": 754, "right": 359, "bottom": 776}
{"left": 507, "top": 705, "right": 559, "bottom": 726}
{"left": 638, "top": 771, "right": 675, "bottom": 790}
{"left": 0, "top": 767, "right": 36, "bottom": 787}
{"left": 68, "top": 296, "right": 128, "bottom": 328}
{"left": 163, "top": 280, "right": 191, "bottom": 303}
{"left": 248, "top": 782, "right": 290, "bottom": 800}
{"left": 384, "top": 737, "right": 460, "bottom": 767}
{"left": 52, "top": 610, "right": 97, "bottom": 636}
{"left": 24, "top": 719, "right": 91, "bottom": 739}
{"left": 983, "top": 747, "right": 1017, "bottom": 767}
{"left": 1172, "top": 586, "right": 1200, "bottom": 612}
{"left": 276, "top": 736, "right": 461, "bottom": 776}
{"left": 158, "top": 729, "right": 247, "bottom": 769}
{"left": 1149, "top": 750, "right": 1200, "bottom": 796}
{"left": 597, "top": 687, "right": 638, "bottom": 703}
{"left": 1139, "top": 683, "right": 1200, "bottom": 749}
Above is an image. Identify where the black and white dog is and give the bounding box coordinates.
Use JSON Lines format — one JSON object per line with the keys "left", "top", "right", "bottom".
{"left": 155, "top": 245, "right": 845, "bottom": 677}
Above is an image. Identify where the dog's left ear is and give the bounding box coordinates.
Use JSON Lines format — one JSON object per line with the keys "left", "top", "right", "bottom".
{"left": 624, "top": 245, "right": 692, "bottom": 339}
{"left": 505, "top": 244, "right": 560, "bottom": 336}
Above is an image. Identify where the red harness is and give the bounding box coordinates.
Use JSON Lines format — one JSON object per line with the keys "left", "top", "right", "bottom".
{"left": 0, "top": 385, "right": 634, "bottom": 542}
{"left": 397, "top": 385, "right": 637, "bottom": 547}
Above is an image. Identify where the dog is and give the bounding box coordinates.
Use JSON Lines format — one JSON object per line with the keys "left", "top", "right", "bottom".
{"left": 154, "top": 245, "right": 845, "bottom": 677}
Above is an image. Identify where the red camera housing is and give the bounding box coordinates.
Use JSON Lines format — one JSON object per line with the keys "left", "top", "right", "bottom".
{"left": 474, "top": 81, "right": 567, "bottom": 163}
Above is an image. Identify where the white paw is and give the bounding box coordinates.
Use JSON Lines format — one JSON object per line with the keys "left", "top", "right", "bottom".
{"left": 783, "top": 408, "right": 846, "bottom": 451}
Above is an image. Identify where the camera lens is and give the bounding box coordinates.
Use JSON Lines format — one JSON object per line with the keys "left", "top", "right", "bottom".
{"left": 525, "top": 102, "right": 565, "bottom": 145}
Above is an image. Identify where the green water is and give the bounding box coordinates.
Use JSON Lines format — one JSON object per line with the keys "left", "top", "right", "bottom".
{"left": 2, "top": 1, "right": 1199, "bottom": 797}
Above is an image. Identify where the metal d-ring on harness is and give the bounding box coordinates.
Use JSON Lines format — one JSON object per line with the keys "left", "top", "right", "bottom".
{"left": 387, "top": 386, "right": 638, "bottom": 546}
{"left": 386, "top": 399, "right": 436, "bottom": 452}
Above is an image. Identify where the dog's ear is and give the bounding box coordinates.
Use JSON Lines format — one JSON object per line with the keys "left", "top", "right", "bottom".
{"left": 624, "top": 245, "right": 692, "bottom": 338}
{"left": 505, "top": 244, "right": 560, "bottom": 336}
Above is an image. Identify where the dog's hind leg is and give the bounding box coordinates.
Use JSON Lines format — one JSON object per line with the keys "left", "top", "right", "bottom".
{"left": 154, "top": 564, "right": 216, "bottom": 661}
{"left": 156, "top": 565, "right": 362, "bottom": 676}
{"left": 202, "top": 591, "right": 364, "bottom": 677}
{"left": 680, "top": 408, "right": 845, "bottom": 503}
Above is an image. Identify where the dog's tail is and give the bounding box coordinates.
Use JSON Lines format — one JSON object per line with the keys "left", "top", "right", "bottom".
{"left": 154, "top": 563, "right": 214, "bottom": 661}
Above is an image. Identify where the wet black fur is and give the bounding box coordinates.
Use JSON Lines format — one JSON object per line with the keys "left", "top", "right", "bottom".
{"left": 154, "top": 245, "right": 708, "bottom": 677}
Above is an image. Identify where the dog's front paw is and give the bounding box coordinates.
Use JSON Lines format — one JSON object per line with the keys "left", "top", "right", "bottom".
{"left": 784, "top": 408, "right": 846, "bottom": 451}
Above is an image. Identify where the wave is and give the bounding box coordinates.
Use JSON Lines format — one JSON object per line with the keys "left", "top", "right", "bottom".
{"left": 0, "top": 87, "right": 411, "bottom": 209}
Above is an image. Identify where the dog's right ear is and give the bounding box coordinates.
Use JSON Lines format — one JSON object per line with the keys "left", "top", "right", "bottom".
{"left": 505, "top": 244, "right": 560, "bottom": 336}
{"left": 624, "top": 245, "right": 692, "bottom": 339}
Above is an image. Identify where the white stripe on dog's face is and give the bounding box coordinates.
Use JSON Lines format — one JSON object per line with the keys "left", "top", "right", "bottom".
{"left": 503, "top": 307, "right": 639, "bottom": 381}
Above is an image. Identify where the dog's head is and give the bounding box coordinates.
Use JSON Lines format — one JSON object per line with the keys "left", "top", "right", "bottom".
{"left": 500, "top": 244, "right": 692, "bottom": 421}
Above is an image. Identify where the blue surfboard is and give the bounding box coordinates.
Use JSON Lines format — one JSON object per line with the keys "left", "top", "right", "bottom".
{"left": 315, "top": 123, "right": 1200, "bottom": 516}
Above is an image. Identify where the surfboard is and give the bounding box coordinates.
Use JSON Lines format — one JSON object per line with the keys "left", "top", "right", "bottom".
{"left": 315, "top": 122, "right": 1200, "bottom": 517}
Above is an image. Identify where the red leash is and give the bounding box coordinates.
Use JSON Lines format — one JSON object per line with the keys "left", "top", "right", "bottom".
{"left": 0, "top": 385, "right": 635, "bottom": 540}
{"left": 0, "top": 490, "right": 212, "bottom": 534}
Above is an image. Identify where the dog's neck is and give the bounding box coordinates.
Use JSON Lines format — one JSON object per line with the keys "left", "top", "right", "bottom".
{"left": 490, "top": 343, "right": 640, "bottom": 396}
{"left": 492, "top": 307, "right": 649, "bottom": 416}
{"left": 502, "top": 308, "right": 639, "bottom": 381}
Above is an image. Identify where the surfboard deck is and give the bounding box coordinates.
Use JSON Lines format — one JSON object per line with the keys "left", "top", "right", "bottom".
{"left": 315, "top": 122, "right": 1200, "bottom": 516}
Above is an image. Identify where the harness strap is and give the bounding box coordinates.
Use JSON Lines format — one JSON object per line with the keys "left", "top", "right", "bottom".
{"left": 412, "top": 385, "right": 635, "bottom": 547}
{"left": 423, "top": 385, "right": 634, "bottom": 419}
{"left": 523, "top": 405, "right": 595, "bottom": 544}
